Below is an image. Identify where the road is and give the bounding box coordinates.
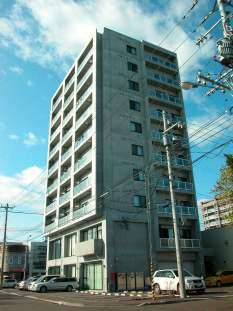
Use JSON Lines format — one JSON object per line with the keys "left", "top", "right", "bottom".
{"left": 1, "top": 287, "right": 233, "bottom": 311}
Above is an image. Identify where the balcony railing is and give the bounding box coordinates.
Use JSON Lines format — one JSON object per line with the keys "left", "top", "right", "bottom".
{"left": 47, "top": 180, "right": 58, "bottom": 194}
{"left": 74, "top": 175, "right": 91, "bottom": 196}
{"left": 63, "top": 109, "right": 73, "bottom": 124}
{"left": 53, "top": 94, "right": 63, "bottom": 111}
{"left": 50, "top": 127, "right": 60, "bottom": 142}
{"left": 74, "top": 150, "right": 92, "bottom": 172}
{"left": 59, "top": 191, "right": 70, "bottom": 205}
{"left": 145, "top": 54, "right": 177, "bottom": 71}
{"left": 174, "top": 157, "right": 190, "bottom": 167}
{"left": 46, "top": 200, "right": 57, "bottom": 213}
{"left": 150, "top": 109, "right": 162, "bottom": 121}
{"left": 48, "top": 161, "right": 59, "bottom": 175}
{"left": 60, "top": 169, "right": 71, "bottom": 183}
{"left": 61, "top": 147, "right": 72, "bottom": 162}
{"left": 49, "top": 143, "right": 60, "bottom": 158}
{"left": 73, "top": 201, "right": 95, "bottom": 220}
{"left": 65, "top": 76, "right": 75, "bottom": 92}
{"left": 148, "top": 90, "right": 181, "bottom": 107}
{"left": 77, "top": 66, "right": 93, "bottom": 91}
{"left": 76, "top": 105, "right": 92, "bottom": 130}
{"left": 44, "top": 222, "right": 56, "bottom": 233}
{"left": 76, "top": 86, "right": 92, "bottom": 111}
{"left": 158, "top": 179, "right": 193, "bottom": 192}
{"left": 64, "top": 91, "right": 74, "bottom": 109}
{"left": 148, "top": 72, "right": 180, "bottom": 88}
{"left": 75, "top": 127, "right": 92, "bottom": 150}
{"left": 62, "top": 128, "right": 73, "bottom": 143}
{"left": 77, "top": 49, "right": 93, "bottom": 75}
{"left": 160, "top": 238, "right": 200, "bottom": 248}
{"left": 157, "top": 205, "right": 196, "bottom": 216}
{"left": 51, "top": 111, "right": 61, "bottom": 127}
{"left": 58, "top": 214, "right": 71, "bottom": 227}
{"left": 153, "top": 154, "right": 190, "bottom": 168}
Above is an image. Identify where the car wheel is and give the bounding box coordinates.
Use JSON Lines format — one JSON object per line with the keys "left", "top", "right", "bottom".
{"left": 153, "top": 283, "right": 161, "bottom": 295}
{"left": 66, "top": 285, "right": 73, "bottom": 292}
{"left": 40, "top": 286, "right": 47, "bottom": 293}
{"left": 216, "top": 281, "right": 222, "bottom": 287}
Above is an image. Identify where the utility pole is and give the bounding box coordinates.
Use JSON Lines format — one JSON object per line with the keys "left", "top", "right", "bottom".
{"left": 0, "top": 204, "right": 14, "bottom": 289}
{"left": 23, "top": 235, "right": 32, "bottom": 280}
{"left": 162, "top": 111, "right": 186, "bottom": 298}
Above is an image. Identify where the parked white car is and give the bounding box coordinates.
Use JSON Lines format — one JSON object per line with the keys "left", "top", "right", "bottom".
{"left": 30, "top": 276, "right": 78, "bottom": 293}
{"left": 18, "top": 276, "right": 40, "bottom": 290}
{"left": 28, "top": 275, "right": 59, "bottom": 291}
{"left": 2, "top": 278, "right": 17, "bottom": 288}
{"left": 152, "top": 269, "right": 205, "bottom": 294}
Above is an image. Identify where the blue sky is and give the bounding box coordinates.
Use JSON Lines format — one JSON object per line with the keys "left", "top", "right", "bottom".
{"left": 0, "top": 0, "right": 232, "bottom": 241}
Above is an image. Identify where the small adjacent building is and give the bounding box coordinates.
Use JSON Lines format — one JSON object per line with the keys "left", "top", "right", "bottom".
{"left": 28, "top": 241, "right": 47, "bottom": 277}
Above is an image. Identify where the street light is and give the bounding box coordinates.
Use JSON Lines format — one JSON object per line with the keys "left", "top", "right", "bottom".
{"left": 181, "top": 81, "right": 199, "bottom": 90}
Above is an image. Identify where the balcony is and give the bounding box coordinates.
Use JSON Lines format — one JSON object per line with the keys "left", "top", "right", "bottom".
{"left": 77, "top": 66, "right": 93, "bottom": 91}
{"left": 151, "top": 131, "right": 163, "bottom": 142}
{"left": 76, "top": 86, "right": 92, "bottom": 111}
{"left": 153, "top": 154, "right": 190, "bottom": 168}
{"left": 77, "top": 49, "right": 93, "bottom": 75}
{"left": 158, "top": 179, "right": 193, "bottom": 192}
{"left": 49, "top": 143, "right": 60, "bottom": 158}
{"left": 60, "top": 169, "right": 71, "bottom": 183}
{"left": 53, "top": 94, "right": 62, "bottom": 111}
{"left": 160, "top": 238, "right": 200, "bottom": 248}
{"left": 148, "top": 90, "right": 182, "bottom": 107}
{"left": 74, "top": 175, "right": 91, "bottom": 196}
{"left": 58, "top": 214, "right": 71, "bottom": 227}
{"left": 157, "top": 205, "right": 196, "bottom": 216}
{"left": 51, "top": 111, "right": 61, "bottom": 127}
{"left": 73, "top": 201, "right": 95, "bottom": 220}
{"left": 44, "top": 222, "right": 56, "bottom": 233}
{"left": 50, "top": 127, "right": 60, "bottom": 142}
{"left": 65, "top": 76, "right": 75, "bottom": 92}
{"left": 76, "top": 105, "right": 92, "bottom": 130}
{"left": 48, "top": 161, "right": 59, "bottom": 175}
{"left": 78, "top": 239, "right": 103, "bottom": 257}
{"left": 174, "top": 157, "right": 190, "bottom": 167}
{"left": 62, "top": 128, "right": 73, "bottom": 144}
{"left": 145, "top": 54, "right": 178, "bottom": 71}
{"left": 64, "top": 91, "right": 74, "bottom": 109}
{"left": 150, "top": 109, "right": 162, "bottom": 121}
{"left": 59, "top": 191, "right": 70, "bottom": 205}
{"left": 74, "top": 150, "right": 92, "bottom": 173}
{"left": 63, "top": 109, "right": 73, "bottom": 125}
{"left": 61, "top": 147, "right": 72, "bottom": 163}
{"left": 148, "top": 72, "right": 180, "bottom": 89}
{"left": 46, "top": 200, "right": 57, "bottom": 213}
{"left": 47, "top": 180, "right": 58, "bottom": 194}
{"left": 75, "top": 127, "right": 92, "bottom": 150}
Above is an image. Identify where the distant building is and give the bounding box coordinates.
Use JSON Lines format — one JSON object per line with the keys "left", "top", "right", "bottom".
{"left": 0, "top": 242, "right": 26, "bottom": 280}
{"left": 200, "top": 198, "right": 233, "bottom": 230}
{"left": 28, "top": 241, "right": 47, "bottom": 277}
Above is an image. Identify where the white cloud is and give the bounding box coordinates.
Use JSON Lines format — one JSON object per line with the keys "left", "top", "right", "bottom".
{"left": 9, "top": 65, "right": 24, "bottom": 75}
{"left": 0, "top": 166, "right": 45, "bottom": 211}
{"left": 23, "top": 131, "right": 39, "bottom": 145}
{"left": 0, "top": 0, "right": 215, "bottom": 77}
{"left": 8, "top": 134, "right": 19, "bottom": 140}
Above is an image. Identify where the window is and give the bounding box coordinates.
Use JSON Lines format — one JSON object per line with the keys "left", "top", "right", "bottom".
{"left": 128, "top": 62, "right": 138, "bottom": 72}
{"left": 133, "top": 169, "right": 145, "bottom": 181}
{"left": 132, "top": 144, "right": 144, "bottom": 156}
{"left": 129, "top": 100, "right": 141, "bottom": 111}
{"left": 64, "top": 265, "right": 76, "bottom": 277}
{"left": 81, "top": 224, "right": 102, "bottom": 242}
{"left": 130, "top": 121, "right": 142, "bottom": 133}
{"left": 128, "top": 80, "right": 139, "bottom": 91}
{"left": 64, "top": 234, "right": 77, "bottom": 257}
{"left": 48, "top": 266, "right": 60, "bottom": 275}
{"left": 133, "top": 195, "right": 146, "bottom": 208}
{"left": 127, "top": 45, "right": 136, "bottom": 55}
{"left": 49, "top": 239, "right": 61, "bottom": 260}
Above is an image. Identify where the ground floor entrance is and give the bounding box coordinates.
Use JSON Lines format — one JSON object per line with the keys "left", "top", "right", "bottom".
{"left": 83, "top": 262, "right": 103, "bottom": 290}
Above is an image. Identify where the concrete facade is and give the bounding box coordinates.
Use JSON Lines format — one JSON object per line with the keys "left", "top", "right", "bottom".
{"left": 200, "top": 198, "right": 233, "bottom": 230}
{"left": 44, "top": 28, "right": 203, "bottom": 291}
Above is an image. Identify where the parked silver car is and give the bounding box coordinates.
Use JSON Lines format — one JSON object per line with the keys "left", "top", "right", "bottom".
{"left": 28, "top": 275, "right": 60, "bottom": 291}
{"left": 30, "top": 276, "right": 78, "bottom": 293}
{"left": 18, "top": 276, "right": 40, "bottom": 290}
{"left": 2, "top": 278, "right": 17, "bottom": 288}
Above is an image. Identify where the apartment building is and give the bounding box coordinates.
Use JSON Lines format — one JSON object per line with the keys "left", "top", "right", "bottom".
{"left": 44, "top": 28, "right": 203, "bottom": 291}
{"left": 200, "top": 198, "right": 233, "bottom": 230}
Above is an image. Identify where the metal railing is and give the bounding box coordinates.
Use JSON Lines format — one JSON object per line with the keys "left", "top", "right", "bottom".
{"left": 75, "top": 127, "right": 92, "bottom": 150}
{"left": 158, "top": 179, "right": 193, "bottom": 192}
{"left": 64, "top": 91, "right": 74, "bottom": 109}
{"left": 148, "top": 71, "right": 180, "bottom": 88}
{"left": 62, "top": 128, "right": 73, "bottom": 143}
{"left": 153, "top": 154, "right": 189, "bottom": 167}
{"left": 145, "top": 54, "right": 178, "bottom": 71}
{"left": 74, "top": 150, "right": 92, "bottom": 172}
{"left": 77, "top": 49, "right": 93, "bottom": 75}
{"left": 65, "top": 76, "right": 75, "bottom": 92}
{"left": 74, "top": 175, "right": 91, "bottom": 195}
{"left": 61, "top": 147, "right": 72, "bottom": 162}
{"left": 76, "top": 105, "right": 92, "bottom": 130}
{"left": 53, "top": 94, "right": 63, "bottom": 111}
{"left": 157, "top": 205, "right": 196, "bottom": 216}
{"left": 77, "top": 66, "right": 93, "bottom": 91}
{"left": 50, "top": 127, "right": 60, "bottom": 142}
{"left": 63, "top": 109, "right": 73, "bottom": 124}
{"left": 59, "top": 191, "right": 70, "bottom": 205}
{"left": 73, "top": 202, "right": 95, "bottom": 219}
{"left": 148, "top": 90, "right": 181, "bottom": 106}
{"left": 76, "top": 86, "right": 92, "bottom": 110}
{"left": 51, "top": 111, "right": 61, "bottom": 127}
{"left": 160, "top": 238, "right": 200, "bottom": 248}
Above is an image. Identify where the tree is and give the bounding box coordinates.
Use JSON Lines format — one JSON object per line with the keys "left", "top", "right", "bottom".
{"left": 213, "top": 154, "right": 233, "bottom": 223}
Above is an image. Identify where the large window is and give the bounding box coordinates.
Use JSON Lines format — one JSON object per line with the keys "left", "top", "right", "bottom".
{"left": 132, "top": 144, "right": 144, "bottom": 156}
{"left": 133, "top": 195, "right": 146, "bottom": 208}
{"left": 128, "top": 80, "right": 139, "bottom": 91}
{"left": 128, "top": 62, "right": 138, "bottom": 72}
{"left": 129, "top": 100, "right": 141, "bottom": 111}
{"left": 49, "top": 239, "right": 61, "bottom": 260}
{"left": 127, "top": 45, "right": 136, "bottom": 55}
{"left": 64, "top": 234, "right": 77, "bottom": 257}
{"left": 130, "top": 121, "right": 142, "bottom": 133}
{"left": 81, "top": 224, "right": 102, "bottom": 242}
{"left": 64, "top": 264, "right": 76, "bottom": 277}
{"left": 48, "top": 266, "right": 60, "bottom": 275}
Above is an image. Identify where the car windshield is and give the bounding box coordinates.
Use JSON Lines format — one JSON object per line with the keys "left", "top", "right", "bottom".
{"left": 173, "top": 270, "right": 193, "bottom": 277}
